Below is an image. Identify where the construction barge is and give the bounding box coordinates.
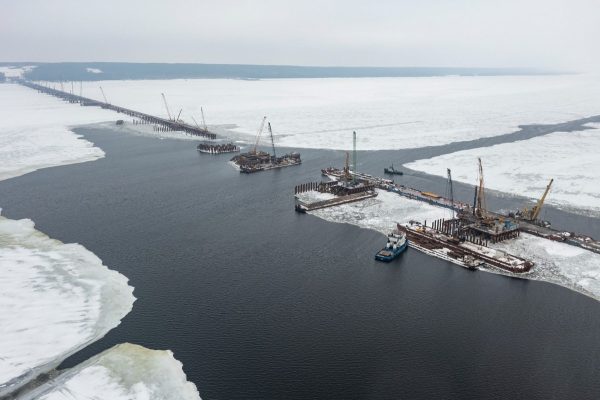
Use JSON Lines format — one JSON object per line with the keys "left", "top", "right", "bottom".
{"left": 197, "top": 142, "right": 240, "bottom": 154}
{"left": 294, "top": 180, "right": 377, "bottom": 212}
{"left": 398, "top": 221, "right": 533, "bottom": 273}
{"left": 231, "top": 118, "right": 301, "bottom": 173}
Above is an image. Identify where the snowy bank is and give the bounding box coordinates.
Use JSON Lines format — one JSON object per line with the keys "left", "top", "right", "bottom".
{"left": 405, "top": 124, "right": 600, "bottom": 217}
{"left": 19, "top": 343, "right": 200, "bottom": 400}
{"left": 0, "top": 214, "right": 135, "bottom": 396}
{"left": 76, "top": 74, "right": 600, "bottom": 150}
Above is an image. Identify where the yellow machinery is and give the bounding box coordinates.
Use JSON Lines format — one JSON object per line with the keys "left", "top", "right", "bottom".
{"left": 521, "top": 179, "right": 553, "bottom": 221}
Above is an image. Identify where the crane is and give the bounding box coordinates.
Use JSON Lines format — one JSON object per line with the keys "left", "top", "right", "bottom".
{"left": 344, "top": 152, "right": 351, "bottom": 181}
{"left": 253, "top": 116, "right": 267, "bottom": 154}
{"left": 267, "top": 122, "right": 277, "bottom": 160}
{"left": 475, "top": 158, "right": 487, "bottom": 219}
{"left": 200, "top": 107, "right": 208, "bottom": 131}
{"left": 176, "top": 108, "right": 183, "bottom": 122}
{"left": 521, "top": 179, "right": 554, "bottom": 221}
{"left": 191, "top": 116, "right": 201, "bottom": 129}
{"left": 161, "top": 93, "right": 172, "bottom": 121}
{"left": 446, "top": 168, "right": 455, "bottom": 219}
{"left": 99, "top": 86, "right": 109, "bottom": 104}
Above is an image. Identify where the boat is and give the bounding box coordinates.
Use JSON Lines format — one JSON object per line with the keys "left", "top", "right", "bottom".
{"left": 384, "top": 164, "right": 403, "bottom": 175}
{"left": 375, "top": 230, "right": 409, "bottom": 262}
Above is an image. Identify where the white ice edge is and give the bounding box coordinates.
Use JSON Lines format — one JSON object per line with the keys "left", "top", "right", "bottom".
{"left": 405, "top": 124, "right": 600, "bottom": 217}
{"left": 309, "top": 190, "right": 600, "bottom": 302}
{"left": 0, "top": 213, "right": 135, "bottom": 396}
{"left": 18, "top": 343, "right": 201, "bottom": 400}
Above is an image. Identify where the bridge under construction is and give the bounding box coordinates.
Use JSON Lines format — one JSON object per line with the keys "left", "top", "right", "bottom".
{"left": 17, "top": 80, "right": 216, "bottom": 139}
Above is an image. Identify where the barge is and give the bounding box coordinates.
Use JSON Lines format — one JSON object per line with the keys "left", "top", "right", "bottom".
{"left": 397, "top": 221, "right": 533, "bottom": 273}
{"left": 197, "top": 142, "right": 240, "bottom": 154}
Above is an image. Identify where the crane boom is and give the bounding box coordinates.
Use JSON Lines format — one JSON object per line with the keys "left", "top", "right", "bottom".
{"left": 200, "top": 107, "right": 208, "bottom": 131}
{"left": 531, "top": 178, "right": 553, "bottom": 221}
{"left": 191, "top": 116, "right": 201, "bottom": 129}
{"left": 476, "top": 158, "right": 487, "bottom": 218}
{"left": 99, "top": 86, "right": 108, "bottom": 104}
{"left": 176, "top": 108, "right": 183, "bottom": 122}
{"left": 253, "top": 116, "right": 267, "bottom": 153}
{"left": 447, "top": 168, "right": 455, "bottom": 219}
{"left": 268, "top": 122, "right": 277, "bottom": 160}
{"left": 161, "top": 93, "right": 172, "bottom": 120}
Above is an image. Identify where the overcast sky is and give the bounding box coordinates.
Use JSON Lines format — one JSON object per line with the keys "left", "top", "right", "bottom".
{"left": 2, "top": 0, "right": 599, "bottom": 71}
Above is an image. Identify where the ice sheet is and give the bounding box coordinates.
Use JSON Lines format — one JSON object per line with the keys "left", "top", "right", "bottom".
{"left": 310, "top": 190, "right": 450, "bottom": 234}
{"left": 20, "top": 343, "right": 200, "bottom": 400}
{"left": 405, "top": 124, "right": 600, "bottom": 216}
{"left": 491, "top": 233, "right": 600, "bottom": 301}
{"left": 296, "top": 190, "right": 336, "bottom": 203}
{"left": 74, "top": 74, "right": 600, "bottom": 150}
{"left": 0, "top": 84, "right": 117, "bottom": 181}
{"left": 0, "top": 214, "right": 135, "bottom": 396}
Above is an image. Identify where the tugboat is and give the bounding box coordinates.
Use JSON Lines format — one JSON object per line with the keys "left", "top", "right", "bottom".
{"left": 384, "top": 164, "right": 403, "bottom": 175}
{"left": 375, "top": 230, "right": 408, "bottom": 262}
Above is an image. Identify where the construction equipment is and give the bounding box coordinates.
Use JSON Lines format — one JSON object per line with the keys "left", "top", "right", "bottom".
{"left": 521, "top": 179, "right": 554, "bottom": 221}
{"left": 446, "top": 168, "right": 455, "bottom": 219}
{"left": 161, "top": 93, "right": 172, "bottom": 120}
{"left": 176, "top": 108, "right": 183, "bottom": 122}
{"left": 352, "top": 131, "right": 357, "bottom": 184}
{"left": 99, "top": 86, "right": 109, "bottom": 104}
{"left": 200, "top": 107, "right": 208, "bottom": 131}
{"left": 344, "top": 152, "right": 351, "bottom": 181}
{"left": 191, "top": 116, "right": 201, "bottom": 129}
{"left": 253, "top": 116, "right": 267, "bottom": 154}
{"left": 475, "top": 158, "right": 487, "bottom": 219}
{"left": 267, "top": 122, "right": 277, "bottom": 160}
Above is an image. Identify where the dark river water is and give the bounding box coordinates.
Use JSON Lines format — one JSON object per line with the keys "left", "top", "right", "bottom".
{"left": 1, "top": 126, "right": 599, "bottom": 400}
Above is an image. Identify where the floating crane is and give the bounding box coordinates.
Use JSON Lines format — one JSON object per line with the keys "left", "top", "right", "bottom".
{"left": 521, "top": 179, "right": 554, "bottom": 222}
{"left": 176, "top": 108, "right": 183, "bottom": 122}
{"left": 253, "top": 116, "right": 267, "bottom": 154}
{"left": 99, "top": 86, "right": 109, "bottom": 104}
{"left": 161, "top": 93, "right": 172, "bottom": 121}
{"left": 267, "top": 122, "right": 277, "bottom": 160}
{"left": 352, "top": 131, "right": 357, "bottom": 184}
{"left": 344, "top": 152, "right": 351, "bottom": 181}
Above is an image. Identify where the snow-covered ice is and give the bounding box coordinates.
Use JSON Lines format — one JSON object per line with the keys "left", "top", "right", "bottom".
{"left": 310, "top": 190, "right": 450, "bottom": 235}
{"left": 296, "top": 190, "right": 336, "bottom": 203}
{"left": 85, "top": 67, "right": 103, "bottom": 74}
{"left": 19, "top": 343, "right": 200, "bottom": 400}
{"left": 491, "top": 233, "right": 600, "bottom": 301}
{"left": 0, "top": 84, "right": 117, "bottom": 181}
{"left": 310, "top": 190, "right": 600, "bottom": 301}
{"left": 75, "top": 74, "right": 600, "bottom": 150}
{"left": 0, "top": 65, "right": 36, "bottom": 78}
{"left": 405, "top": 124, "right": 600, "bottom": 216}
{"left": 0, "top": 213, "right": 135, "bottom": 396}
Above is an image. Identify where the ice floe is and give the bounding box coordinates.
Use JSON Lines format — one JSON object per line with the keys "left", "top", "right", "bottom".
{"left": 0, "top": 213, "right": 135, "bottom": 396}
{"left": 85, "top": 67, "right": 103, "bottom": 74}
{"left": 0, "top": 84, "right": 116, "bottom": 181}
{"left": 0, "top": 65, "right": 36, "bottom": 78}
{"left": 74, "top": 74, "right": 600, "bottom": 150}
{"left": 19, "top": 343, "right": 200, "bottom": 400}
{"left": 405, "top": 124, "right": 600, "bottom": 216}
